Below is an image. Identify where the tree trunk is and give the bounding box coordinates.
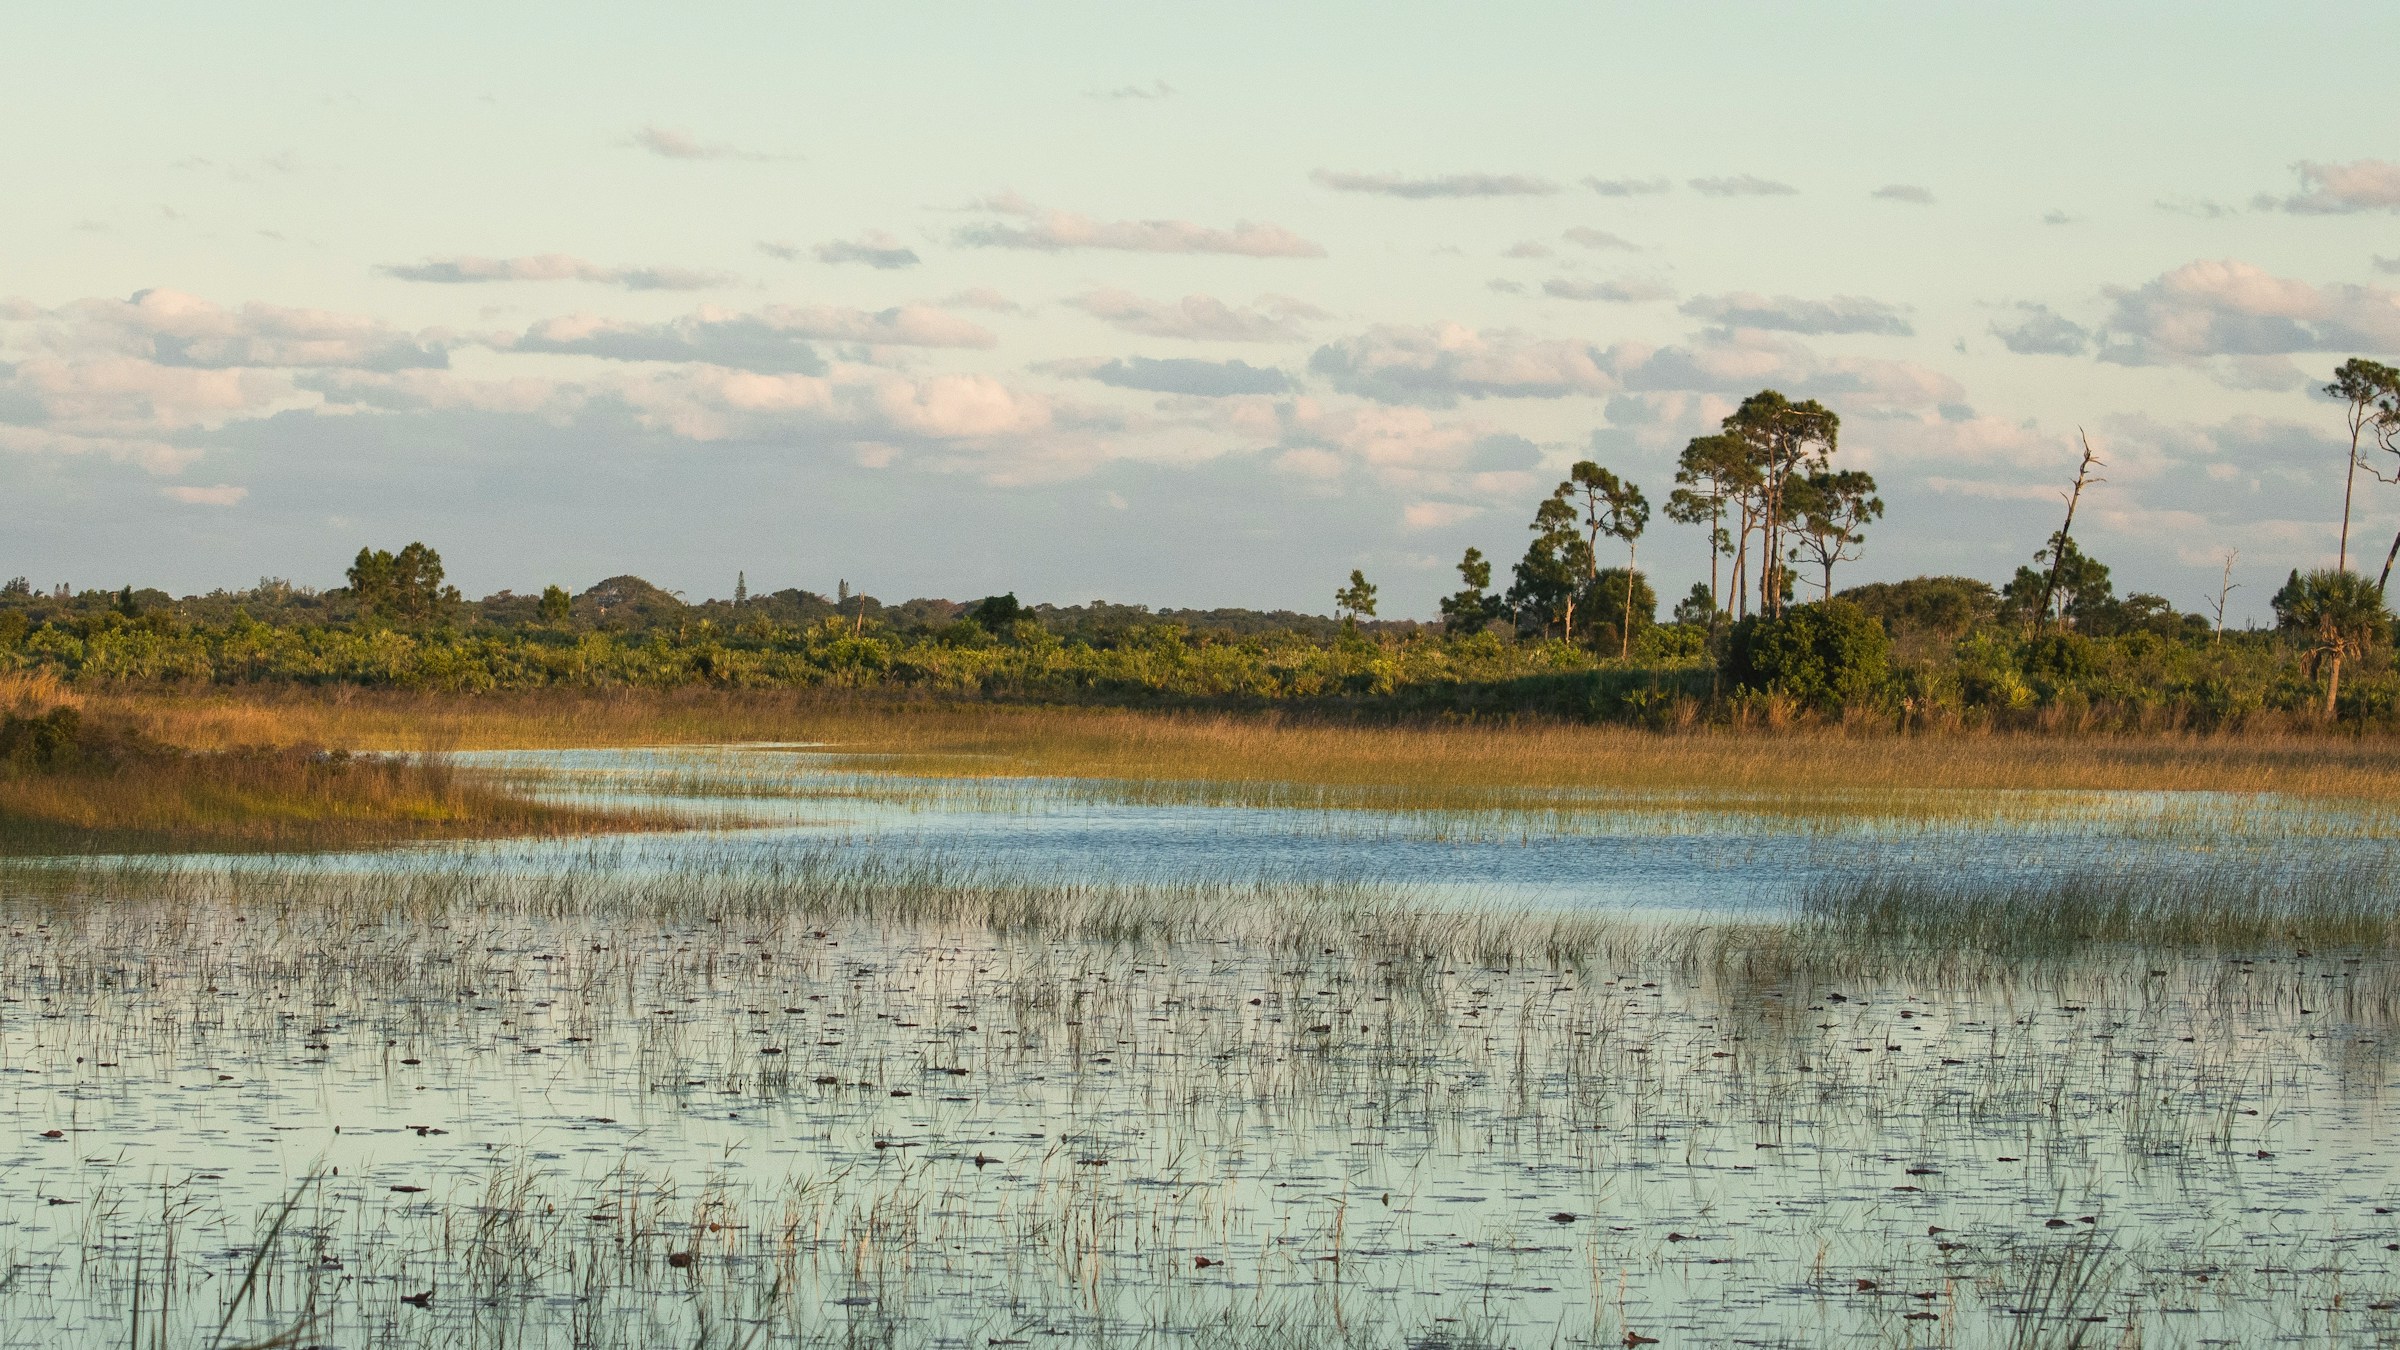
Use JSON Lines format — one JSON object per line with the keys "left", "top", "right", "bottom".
{"left": 1622, "top": 544, "right": 1637, "bottom": 659}
{"left": 2326, "top": 648, "right": 2344, "bottom": 719}
{"left": 1707, "top": 508, "right": 1722, "bottom": 627}
{"left": 2342, "top": 424, "right": 2363, "bottom": 571}
{"left": 2378, "top": 528, "right": 2400, "bottom": 598}
{"left": 1732, "top": 510, "right": 1750, "bottom": 618}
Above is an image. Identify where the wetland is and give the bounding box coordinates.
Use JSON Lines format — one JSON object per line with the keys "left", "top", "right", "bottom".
{"left": 4, "top": 709, "right": 2400, "bottom": 1347}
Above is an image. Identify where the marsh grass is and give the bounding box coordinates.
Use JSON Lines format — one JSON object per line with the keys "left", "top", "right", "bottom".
{"left": 0, "top": 678, "right": 654, "bottom": 855}
{"left": 1798, "top": 859, "right": 2400, "bottom": 958}
{"left": 6, "top": 849, "right": 2400, "bottom": 1346}
{"left": 94, "top": 687, "right": 2400, "bottom": 809}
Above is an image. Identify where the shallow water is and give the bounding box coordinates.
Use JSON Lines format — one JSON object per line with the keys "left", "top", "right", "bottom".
{"left": 441, "top": 745, "right": 2400, "bottom": 916}
{"left": 1, "top": 746, "right": 2395, "bottom": 1347}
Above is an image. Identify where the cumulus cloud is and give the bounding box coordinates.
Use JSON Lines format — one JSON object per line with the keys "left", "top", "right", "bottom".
{"left": 2156, "top": 196, "right": 2237, "bottom": 220}
{"left": 508, "top": 303, "right": 995, "bottom": 370}
{"left": 1066, "top": 288, "right": 1321, "bottom": 342}
{"left": 2379, "top": 256, "right": 2400, "bottom": 275}
{"left": 2257, "top": 159, "right": 2400, "bottom": 215}
{"left": 813, "top": 232, "right": 921, "bottom": 269}
{"left": 1680, "top": 292, "right": 1913, "bottom": 336}
{"left": 31, "top": 289, "right": 450, "bottom": 371}
{"left": 1401, "top": 500, "right": 1482, "bottom": 529}
{"left": 1309, "top": 169, "right": 1559, "bottom": 199}
{"left": 628, "top": 126, "right": 794, "bottom": 163}
{"left": 1561, "top": 227, "right": 1638, "bottom": 251}
{"left": 1610, "top": 329, "right": 1964, "bottom": 413}
{"left": 381, "top": 255, "right": 734, "bottom": 290}
{"left": 1309, "top": 324, "right": 1614, "bottom": 407}
{"left": 162, "top": 483, "right": 247, "bottom": 505}
{"left": 938, "top": 288, "right": 1025, "bottom": 314}
{"left": 1543, "top": 277, "right": 1673, "bottom": 304}
{"left": 2093, "top": 259, "right": 2400, "bottom": 379}
{"left": 1486, "top": 279, "right": 1525, "bottom": 295}
{"left": 1688, "top": 175, "right": 1797, "bottom": 197}
{"left": 583, "top": 363, "right": 1148, "bottom": 485}
{"left": 756, "top": 241, "right": 802, "bottom": 261}
{"left": 1871, "top": 184, "right": 1935, "bottom": 205}
{"left": 609, "top": 365, "right": 1048, "bottom": 444}
{"left": 1271, "top": 400, "right": 1493, "bottom": 476}
{"left": 1583, "top": 177, "right": 1671, "bottom": 197}
{"left": 955, "top": 192, "right": 1324, "bottom": 257}
{"left": 0, "top": 356, "right": 286, "bottom": 450}
{"left": 1990, "top": 303, "right": 2092, "bottom": 356}
{"left": 299, "top": 369, "right": 588, "bottom": 418}
{"left": 1501, "top": 241, "right": 1554, "bottom": 259}
{"left": 1076, "top": 357, "right": 1291, "bottom": 397}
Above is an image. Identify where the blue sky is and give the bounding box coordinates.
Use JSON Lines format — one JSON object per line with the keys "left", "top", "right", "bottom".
{"left": 5, "top": 2, "right": 2397, "bottom": 619}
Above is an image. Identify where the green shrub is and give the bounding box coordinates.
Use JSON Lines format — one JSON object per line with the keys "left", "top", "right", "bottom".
{"left": 1725, "top": 600, "right": 1890, "bottom": 711}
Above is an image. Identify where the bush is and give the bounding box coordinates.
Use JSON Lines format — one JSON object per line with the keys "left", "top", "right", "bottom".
{"left": 1725, "top": 600, "right": 1890, "bottom": 712}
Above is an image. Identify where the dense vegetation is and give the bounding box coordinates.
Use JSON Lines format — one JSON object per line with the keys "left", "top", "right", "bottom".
{"left": 0, "top": 560, "right": 2386, "bottom": 731}
{"left": 9, "top": 367, "right": 2398, "bottom": 732}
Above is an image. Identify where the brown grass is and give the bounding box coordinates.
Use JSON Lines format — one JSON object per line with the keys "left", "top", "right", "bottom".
{"left": 0, "top": 749, "right": 648, "bottom": 855}
{"left": 83, "top": 685, "right": 2400, "bottom": 803}
{"left": 0, "top": 677, "right": 654, "bottom": 854}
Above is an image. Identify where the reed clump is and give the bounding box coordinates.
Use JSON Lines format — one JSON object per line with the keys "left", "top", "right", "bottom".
{"left": 89, "top": 686, "right": 2400, "bottom": 804}
{"left": 1797, "top": 860, "right": 2400, "bottom": 957}
{"left": 0, "top": 683, "right": 648, "bottom": 854}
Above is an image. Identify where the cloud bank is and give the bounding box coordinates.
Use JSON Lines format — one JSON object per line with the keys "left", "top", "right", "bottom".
{"left": 381, "top": 255, "right": 734, "bottom": 290}
{"left": 1309, "top": 169, "right": 1559, "bottom": 199}
{"left": 955, "top": 193, "right": 1324, "bottom": 257}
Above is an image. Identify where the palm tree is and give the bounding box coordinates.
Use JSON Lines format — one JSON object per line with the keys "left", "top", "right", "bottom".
{"left": 2274, "top": 569, "right": 2389, "bottom": 717}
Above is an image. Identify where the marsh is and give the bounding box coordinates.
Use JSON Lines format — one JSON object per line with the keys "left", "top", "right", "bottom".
{"left": 5, "top": 733, "right": 2399, "bottom": 1347}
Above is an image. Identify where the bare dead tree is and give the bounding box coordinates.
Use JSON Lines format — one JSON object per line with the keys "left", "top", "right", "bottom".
{"left": 2032, "top": 431, "right": 2106, "bottom": 636}
{"left": 2204, "top": 548, "right": 2239, "bottom": 643}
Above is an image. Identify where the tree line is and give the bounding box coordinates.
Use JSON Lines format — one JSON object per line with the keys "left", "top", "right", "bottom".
{"left": 1420, "top": 388, "right": 1881, "bottom": 650}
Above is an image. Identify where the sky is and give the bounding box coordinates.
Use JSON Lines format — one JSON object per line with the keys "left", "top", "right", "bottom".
{"left": 4, "top": 2, "right": 2398, "bottom": 621}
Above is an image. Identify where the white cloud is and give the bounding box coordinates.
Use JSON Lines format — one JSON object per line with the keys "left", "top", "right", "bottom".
{"left": 300, "top": 369, "right": 586, "bottom": 417}
{"left": 1402, "top": 500, "right": 1482, "bottom": 529}
{"left": 0, "top": 425, "right": 198, "bottom": 474}
{"left": 1871, "top": 184, "right": 1935, "bottom": 205}
{"left": 1068, "top": 356, "right": 1291, "bottom": 397}
{"left": 955, "top": 192, "right": 1324, "bottom": 257}
{"left": 1990, "top": 303, "right": 2091, "bottom": 356}
{"left": 814, "top": 232, "right": 921, "bottom": 269}
{"left": 508, "top": 303, "right": 995, "bottom": 370}
{"left": 1612, "top": 329, "right": 1964, "bottom": 412}
{"left": 2258, "top": 159, "right": 2400, "bottom": 215}
{"left": 1561, "top": 227, "right": 1638, "bottom": 251}
{"left": 938, "top": 287, "right": 1024, "bottom": 314}
{"left": 162, "top": 483, "right": 247, "bottom": 506}
{"left": 2094, "top": 259, "right": 2400, "bottom": 380}
{"left": 1309, "top": 169, "right": 1559, "bottom": 199}
{"left": 0, "top": 355, "right": 288, "bottom": 438}
{"left": 1680, "top": 292, "right": 1914, "bottom": 336}
{"left": 627, "top": 126, "right": 794, "bottom": 163}
{"left": 1688, "top": 175, "right": 1797, "bottom": 197}
{"left": 380, "top": 255, "right": 735, "bottom": 290}
{"left": 30, "top": 289, "right": 451, "bottom": 371}
{"left": 1066, "top": 288, "right": 1320, "bottom": 342}
{"left": 1583, "top": 177, "right": 1670, "bottom": 197}
{"left": 1543, "top": 277, "right": 1673, "bottom": 304}
{"left": 1309, "top": 323, "right": 1615, "bottom": 407}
